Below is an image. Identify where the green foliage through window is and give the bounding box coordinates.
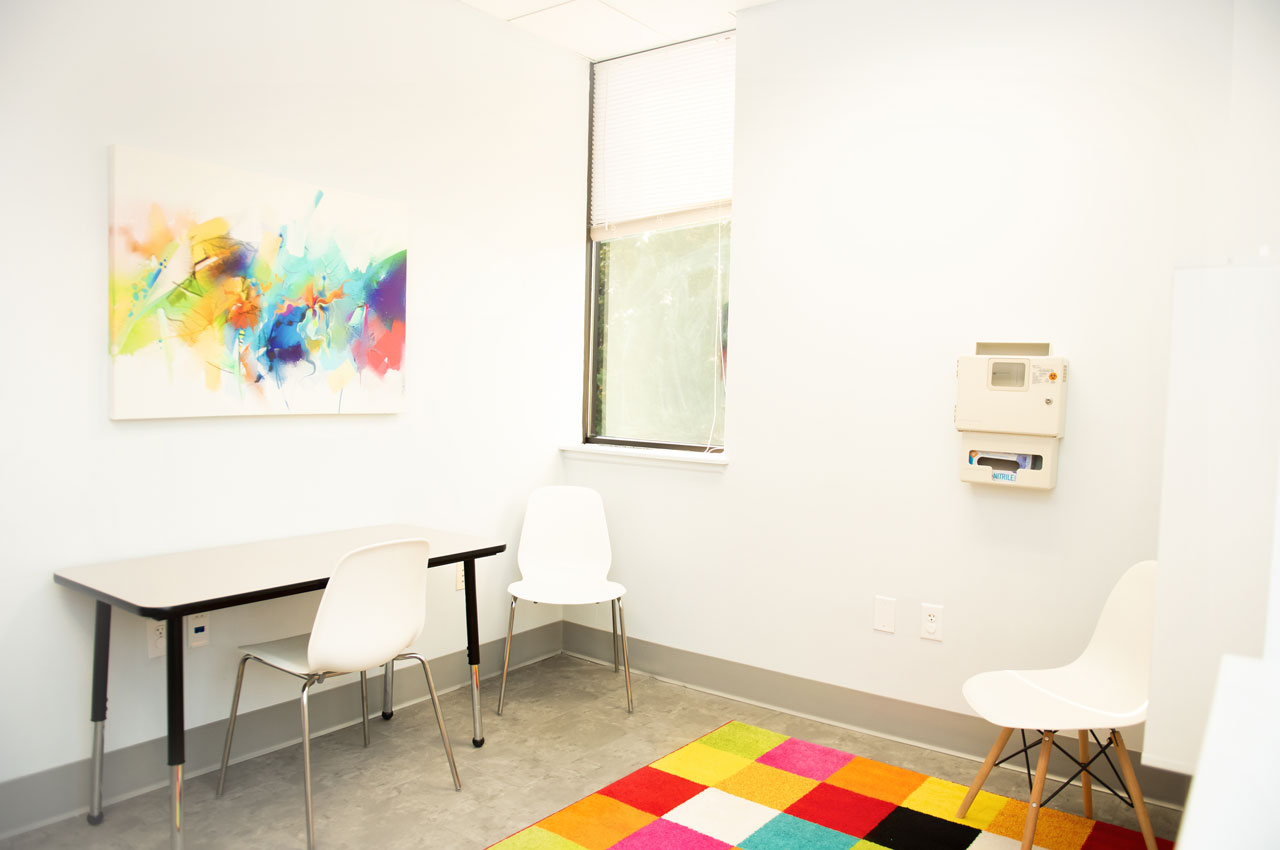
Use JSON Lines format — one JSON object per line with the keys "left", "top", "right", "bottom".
{"left": 590, "top": 220, "right": 730, "bottom": 448}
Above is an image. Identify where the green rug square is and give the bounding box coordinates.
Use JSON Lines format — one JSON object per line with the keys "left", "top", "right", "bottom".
{"left": 699, "top": 721, "right": 790, "bottom": 760}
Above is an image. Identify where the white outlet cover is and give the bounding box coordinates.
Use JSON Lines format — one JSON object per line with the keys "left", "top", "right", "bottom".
{"left": 921, "top": 603, "right": 943, "bottom": 642}
{"left": 188, "top": 613, "right": 210, "bottom": 648}
{"left": 147, "top": 621, "right": 166, "bottom": 658}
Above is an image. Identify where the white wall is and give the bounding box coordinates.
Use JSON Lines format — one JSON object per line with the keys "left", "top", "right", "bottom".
{"left": 1141, "top": 0, "right": 1280, "bottom": 773}
{"left": 1147, "top": 269, "right": 1280, "bottom": 773}
{"left": 0, "top": 0, "right": 586, "bottom": 784}
{"left": 565, "top": 0, "right": 1243, "bottom": 733}
{"left": 1270, "top": 468, "right": 1280, "bottom": 662}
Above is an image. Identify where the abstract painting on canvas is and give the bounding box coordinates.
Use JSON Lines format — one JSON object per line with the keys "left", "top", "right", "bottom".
{"left": 109, "top": 146, "right": 407, "bottom": 419}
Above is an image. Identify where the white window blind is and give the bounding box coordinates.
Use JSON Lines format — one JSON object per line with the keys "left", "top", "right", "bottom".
{"left": 590, "top": 33, "right": 736, "bottom": 241}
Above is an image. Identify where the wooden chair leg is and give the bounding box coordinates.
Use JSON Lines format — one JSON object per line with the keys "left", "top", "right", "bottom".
{"left": 958, "top": 727, "right": 1014, "bottom": 817}
{"left": 1021, "top": 731, "right": 1055, "bottom": 850}
{"left": 1078, "top": 730, "right": 1092, "bottom": 818}
{"left": 1111, "top": 729, "right": 1157, "bottom": 850}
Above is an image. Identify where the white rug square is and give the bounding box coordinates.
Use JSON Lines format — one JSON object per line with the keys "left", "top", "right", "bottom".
{"left": 663, "top": 787, "right": 781, "bottom": 845}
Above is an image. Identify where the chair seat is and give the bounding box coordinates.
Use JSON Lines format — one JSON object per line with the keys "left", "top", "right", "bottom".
{"left": 239, "top": 633, "right": 316, "bottom": 676}
{"left": 508, "top": 577, "right": 626, "bottom": 606}
{"left": 963, "top": 666, "right": 1148, "bottom": 732}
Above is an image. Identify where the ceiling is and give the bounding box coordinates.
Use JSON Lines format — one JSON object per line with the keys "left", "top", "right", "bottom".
{"left": 459, "top": 0, "right": 771, "bottom": 61}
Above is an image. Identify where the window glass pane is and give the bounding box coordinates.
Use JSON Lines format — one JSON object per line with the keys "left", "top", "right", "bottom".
{"left": 593, "top": 220, "right": 729, "bottom": 446}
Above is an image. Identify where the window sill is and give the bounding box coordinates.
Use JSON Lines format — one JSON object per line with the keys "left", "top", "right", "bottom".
{"left": 559, "top": 443, "right": 729, "bottom": 471}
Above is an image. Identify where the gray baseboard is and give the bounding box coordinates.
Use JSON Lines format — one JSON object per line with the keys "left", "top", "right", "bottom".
{"left": 563, "top": 621, "right": 1190, "bottom": 810}
{"left": 0, "top": 622, "right": 562, "bottom": 840}
{"left": 2, "top": 618, "right": 1189, "bottom": 840}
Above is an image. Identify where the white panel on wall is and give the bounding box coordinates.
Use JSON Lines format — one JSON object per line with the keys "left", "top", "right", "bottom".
{"left": 1145, "top": 267, "right": 1280, "bottom": 774}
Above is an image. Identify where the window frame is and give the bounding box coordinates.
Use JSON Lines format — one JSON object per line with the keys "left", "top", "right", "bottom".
{"left": 580, "top": 36, "right": 733, "bottom": 455}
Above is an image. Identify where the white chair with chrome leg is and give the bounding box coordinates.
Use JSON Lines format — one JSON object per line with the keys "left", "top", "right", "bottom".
{"left": 216, "top": 538, "right": 460, "bottom": 850}
{"left": 498, "top": 485, "right": 633, "bottom": 714}
{"left": 957, "top": 560, "right": 1159, "bottom": 850}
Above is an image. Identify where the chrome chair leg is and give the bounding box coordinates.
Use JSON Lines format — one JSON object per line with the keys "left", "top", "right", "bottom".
{"left": 402, "top": 653, "right": 461, "bottom": 791}
{"left": 611, "top": 599, "right": 619, "bottom": 672}
{"left": 217, "top": 654, "right": 252, "bottom": 797}
{"left": 497, "top": 596, "right": 517, "bottom": 716}
{"left": 300, "top": 677, "right": 318, "bottom": 850}
{"left": 381, "top": 660, "right": 394, "bottom": 720}
{"left": 617, "top": 597, "right": 633, "bottom": 713}
{"left": 359, "top": 671, "right": 370, "bottom": 748}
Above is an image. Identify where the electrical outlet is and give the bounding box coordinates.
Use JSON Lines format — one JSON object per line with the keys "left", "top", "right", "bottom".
{"left": 873, "top": 595, "right": 896, "bottom": 633}
{"left": 147, "top": 621, "right": 166, "bottom": 658}
{"left": 455, "top": 564, "right": 465, "bottom": 591}
{"left": 921, "top": 603, "right": 943, "bottom": 642}
{"left": 188, "top": 613, "right": 210, "bottom": 648}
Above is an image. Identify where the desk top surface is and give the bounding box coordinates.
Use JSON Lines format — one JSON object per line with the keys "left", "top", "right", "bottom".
{"left": 53, "top": 525, "right": 506, "bottom": 617}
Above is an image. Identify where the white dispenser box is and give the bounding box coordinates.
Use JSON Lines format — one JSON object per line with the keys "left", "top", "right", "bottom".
{"left": 955, "top": 343, "right": 1066, "bottom": 489}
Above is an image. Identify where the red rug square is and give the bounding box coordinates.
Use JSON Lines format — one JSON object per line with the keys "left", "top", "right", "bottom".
{"left": 599, "top": 765, "right": 707, "bottom": 817}
{"left": 784, "top": 781, "right": 896, "bottom": 837}
{"left": 1083, "top": 820, "right": 1176, "bottom": 850}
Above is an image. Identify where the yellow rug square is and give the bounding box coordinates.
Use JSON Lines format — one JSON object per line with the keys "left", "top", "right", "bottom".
{"left": 538, "top": 793, "right": 655, "bottom": 850}
{"left": 902, "top": 776, "right": 1008, "bottom": 829}
{"left": 652, "top": 742, "right": 753, "bottom": 786}
{"left": 825, "top": 756, "right": 929, "bottom": 804}
{"left": 986, "top": 800, "right": 1094, "bottom": 850}
{"left": 489, "top": 825, "right": 591, "bottom": 850}
{"left": 715, "top": 761, "right": 819, "bottom": 810}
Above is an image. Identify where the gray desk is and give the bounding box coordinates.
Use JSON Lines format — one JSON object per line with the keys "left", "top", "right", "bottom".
{"left": 54, "top": 525, "right": 506, "bottom": 850}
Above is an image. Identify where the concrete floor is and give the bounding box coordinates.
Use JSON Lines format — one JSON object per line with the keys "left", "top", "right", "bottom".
{"left": 1, "top": 655, "right": 1181, "bottom": 849}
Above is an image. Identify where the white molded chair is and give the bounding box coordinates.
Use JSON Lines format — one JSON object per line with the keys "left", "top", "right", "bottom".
{"left": 497, "top": 486, "right": 633, "bottom": 714}
{"left": 216, "top": 539, "right": 460, "bottom": 850}
{"left": 957, "top": 560, "right": 1159, "bottom": 850}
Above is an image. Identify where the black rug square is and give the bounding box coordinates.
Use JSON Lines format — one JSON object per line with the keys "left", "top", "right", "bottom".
{"left": 862, "top": 806, "right": 981, "bottom": 850}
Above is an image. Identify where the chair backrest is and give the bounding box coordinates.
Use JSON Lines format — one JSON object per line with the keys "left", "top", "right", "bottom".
{"left": 1074, "top": 559, "right": 1158, "bottom": 693}
{"left": 517, "top": 486, "right": 612, "bottom": 583}
{"left": 307, "top": 538, "right": 431, "bottom": 673}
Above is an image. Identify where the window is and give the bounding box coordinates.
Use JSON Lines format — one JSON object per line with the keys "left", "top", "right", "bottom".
{"left": 586, "top": 33, "right": 735, "bottom": 452}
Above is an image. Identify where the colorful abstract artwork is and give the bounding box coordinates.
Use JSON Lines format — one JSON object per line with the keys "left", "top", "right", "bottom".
{"left": 109, "top": 146, "right": 407, "bottom": 419}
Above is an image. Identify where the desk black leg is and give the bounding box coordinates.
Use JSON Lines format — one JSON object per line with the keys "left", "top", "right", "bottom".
{"left": 88, "top": 602, "right": 111, "bottom": 825}
{"left": 165, "top": 615, "right": 185, "bottom": 850}
{"left": 463, "top": 558, "right": 483, "bottom": 747}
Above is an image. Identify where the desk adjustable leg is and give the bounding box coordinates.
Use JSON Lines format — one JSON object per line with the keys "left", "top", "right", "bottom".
{"left": 88, "top": 602, "right": 111, "bottom": 825}
{"left": 381, "top": 661, "right": 395, "bottom": 720}
{"left": 463, "top": 558, "right": 484, "bottom": 747}
{"left": 165, "top": 615, "right": 185, "bottom": 850}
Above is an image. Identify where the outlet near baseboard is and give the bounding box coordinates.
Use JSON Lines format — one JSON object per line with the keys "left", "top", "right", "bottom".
{"left": 921, "top": 603, "right": 943, "bottom": 642}
{"left": 147, "top": 621, "right": 166, "bottom": 658}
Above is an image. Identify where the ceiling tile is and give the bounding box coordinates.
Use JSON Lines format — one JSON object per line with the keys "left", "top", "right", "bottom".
{"left": 511, "top": 0, "right": 664, "bottom": 60}
{"left": 459, "top": 0, "right": 569, "bottom": 21}
{"left": 602, "top": 0, "right": 735, "bottom": 43}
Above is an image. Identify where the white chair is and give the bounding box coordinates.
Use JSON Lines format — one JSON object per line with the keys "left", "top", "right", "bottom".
{"left": 957, "top": 560, "right": 1159, "bottom": 850}
{"left": 216, "top": 539, "right": 460, "bottom": 850}
{"left": 497, "top": 485, "right": 633, "bottom": 714}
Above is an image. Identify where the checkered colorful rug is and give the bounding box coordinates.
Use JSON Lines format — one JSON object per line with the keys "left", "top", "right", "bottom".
{"left": 487, "top": 721, "right": 1173, "bottom": 850}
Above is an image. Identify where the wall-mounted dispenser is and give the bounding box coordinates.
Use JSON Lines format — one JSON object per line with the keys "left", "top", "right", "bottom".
{"left": 955, "top": 342, "right": 1066, "bottom": 489}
